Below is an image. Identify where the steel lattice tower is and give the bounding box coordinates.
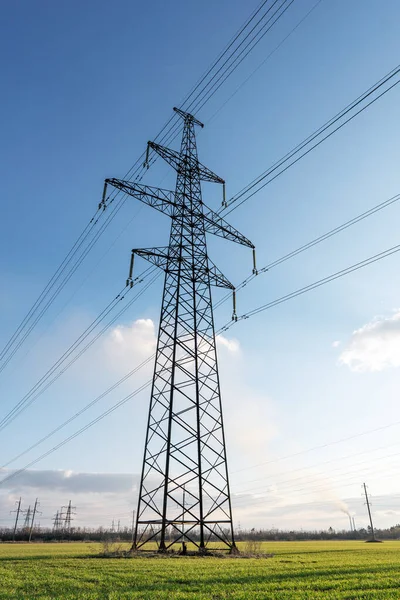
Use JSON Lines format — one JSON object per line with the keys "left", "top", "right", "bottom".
{"left": 105, "top": 108, "right": 255, "bottom": 553}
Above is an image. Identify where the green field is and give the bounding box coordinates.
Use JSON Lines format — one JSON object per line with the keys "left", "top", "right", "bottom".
{"left": 0, "top": 540, "right": 399, "bottom": 599}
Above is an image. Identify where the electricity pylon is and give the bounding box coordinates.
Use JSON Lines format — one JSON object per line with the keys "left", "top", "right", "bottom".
{"left": 53, "top": 510, "right": 62, "bottom": 533}
{"left": 11, "top": 497, "right": 22, "bottom": 541}
{"left": 23, "top": 506, "right": 31, "bottom": 530}
{"left": 105, "top": 108, "right": 255, "bottom": 553}
{"left": 28, "top": 498, "right": 41, "bottom": 542}
{"left": 62, "top": 500, "right": 76, "bottom": 535}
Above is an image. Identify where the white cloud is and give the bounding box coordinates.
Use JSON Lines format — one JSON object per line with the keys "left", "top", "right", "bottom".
{"left": 332, "top": 340, "right": 341, "bottom": 348}
{"left": 216, "top": 334, "right": 240, "bottom": 353}
{"left": 339, "top": 311, "right": 400, "bottom": 372}
{"left": 102, "top": 318, "right": 157, "bottom": 372}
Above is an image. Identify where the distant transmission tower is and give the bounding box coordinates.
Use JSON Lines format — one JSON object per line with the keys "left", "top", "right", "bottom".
{"left": 363, "top": 483, "right": 376, "bottom": 541}
{"left": 11, "top": 497, "right": 22, "bottom": 541}
{"left": 53, "top": 510, "right": 62, "bottom": 533}
{"left": 105, "top": 108, "right": 255, "bottom": 553}
{"left": 22, "top": 506, "right": 32, "bottom": 530}
{"left": 28, "top": 498, "right": 40, "bottom": 542}
{"left": 62, "top": 500, "right": 76, "bottom": 535}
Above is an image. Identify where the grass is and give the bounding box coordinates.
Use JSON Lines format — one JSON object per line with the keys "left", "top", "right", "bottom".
{"left": 0, "top": 540, "right": 399, "bottom": 599}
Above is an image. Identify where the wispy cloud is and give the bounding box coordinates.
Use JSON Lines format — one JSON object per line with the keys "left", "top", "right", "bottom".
{"left": 102, "top": 318, "right": 157, "bottom": 372}
{"left": 216, "top": 334, "right": 240, "bottom": 353}
{"left": 339, "top": 311, "right": 400, "bottom": 372}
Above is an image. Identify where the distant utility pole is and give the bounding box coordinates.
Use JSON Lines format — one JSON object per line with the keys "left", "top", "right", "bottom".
{"left": 363, "top": 483, "right": 376, "bottom": 540}
{"left": 11, "top": 497, "right": 22, "bottom": 542}
{"left": 28, "top": 498, "right": 40, "bottom": 543}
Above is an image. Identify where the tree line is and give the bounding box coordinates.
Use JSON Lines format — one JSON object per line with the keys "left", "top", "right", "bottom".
{"left": 0, "top": 523, "right": 399, "bottom": 543}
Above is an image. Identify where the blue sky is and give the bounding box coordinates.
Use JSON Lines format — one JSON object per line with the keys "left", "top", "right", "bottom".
{"left": 1, "top": 0, "right": 400, "bottom": 531}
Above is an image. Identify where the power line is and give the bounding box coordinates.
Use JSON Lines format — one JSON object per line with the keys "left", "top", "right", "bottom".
{"left": 0, "top": 380, "right": 152, "bottom": 488}
{"left": 0, "top": 270, "right": 159, "bottom": 433}
{"left": 4, "top": 221, "right": 400, "bottom": 488}
{"left": 188, "top": 0, "right": 295, "bottom": 116}
{"left": 259, "top": 194, "right": 400, "bottom": 272}
{"left": 231, "top": 464, "right": 400, "bottom": 511}
{"left": 177, "top": 0, "right": 272, "bottom": 110}
{"left": 0, "top": 328, "right": 239, "bottom": 488}
{"left": 232, "top": 439, "right": 400, "bottom": 490}
{"left": 214, "top": 190, "right": 400, "bottom": 311}
{"left": 0, "top": 354, "right": 155, "bottom": 470}
{"left": 0, "top": 1, "right": 297, "bottom": 372}
{"left": 0, "top": 283, "right": 130, "bottom": 431}
{"left": 207, "top": 0, "right": 324, "bottom": 124}
{"left": 193, "top": 0, "right": 296, "bottom": 115}
{"left": 0, "top": 190, "right": 130, "bottom": 374}
{"left": 3, "top": 341, "right": 400, "bottom": 498}
{"left": 0, "top": 205, "right": 104, "bottom": 371}
{"left": 222, "top": 64, "right": 400, "bottom": 215}
{"left": 221, "top": 241, "right": 400, "bottom": 329}
{"left": 7, "top": 204, "right": 146, "bottom": 374}
{"left": 232, "top": 448, "right": 400, "bottom": 499}
{"left": 135, "top": 0, "right": 297, "bottom": 178}
{"left": 133, "top": 0, "right": 275, "bottom": 171}
{"left": 231, "top": 472, "right": 398, "bottom": 513}
{"left": 5, "top": 13, "right": 400, "bottom": 501}
{"left": 231, "top": 418, "right": 400, "bottom": 476}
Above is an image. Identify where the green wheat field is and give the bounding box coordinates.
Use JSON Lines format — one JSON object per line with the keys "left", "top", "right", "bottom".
{"left": 0, "top": 540, "right": 400, "bottom": 599}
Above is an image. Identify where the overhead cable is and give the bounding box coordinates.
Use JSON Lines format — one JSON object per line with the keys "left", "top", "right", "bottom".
{"left": 222, "top": 64, "right": 400, "bottom": 215}
{"left": 207, "top": 0, "right": 324, "bottom": 123}
{"left": 138, "top": 0, "right": 297, "bottom": 177}
{"left": 0, "top": 0, "right": 299, "bottom": 373}
{"left": 214, "top": 191, "right": 400, "bottom": 311}
{"left": 192, "top": 0, "right": 295, "bottom": 115}
{"left": 0, "top": 354, "right": 155, "bottom": 470}
{"left": 0, "top": 380, "right": 152, "bottom": 488}
{"left": 220, "top": 241, "right": 400, "bottom": 329}
{"left": 0, "top": 270, "right": 159, "bottom": 432}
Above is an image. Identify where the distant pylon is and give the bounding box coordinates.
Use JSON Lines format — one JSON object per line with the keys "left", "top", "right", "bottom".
{"left": 53, "top": 510, "right": 62, "bottom": 533}
{"left": 11, "top": 497, "right": 22, "bottom": 541}
{"left": 62, "top": 500, "right": 76, "bottom": 534}
{"left": 22, "top": 505, "right": 32, "bottom": 530}
{"left": 363, "top": 483, "right": 376, "bottom": 541}
{"left": 106, "top": 108, "right": 255, "bottom": 553}
{"left": 28, "top": 498, "right": 40, "bottom": 542}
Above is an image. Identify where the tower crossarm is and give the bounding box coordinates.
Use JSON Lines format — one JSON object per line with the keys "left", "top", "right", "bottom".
{"left": 173, "top": 106, "right": 204, "bottom": 128}
{"left": 148, "top": 142, "right": 225, "bottom": 184}
{"left": 206, "top": 260, "right": 235, "bottom": 289}
{"left": 106, "top": 179, "right": 253, "bottom": 249}
{"left": 133, "top": 248, "right": 170, "bottom": 270}
{"left": 105, "top": 179, "right": 176, "bottom": 217}
{"left": 203, "top": 205, "right": 254, "bottom": 249}
{"left": 132, "top": 248, "right": 234, "bottom": 289}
